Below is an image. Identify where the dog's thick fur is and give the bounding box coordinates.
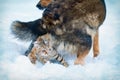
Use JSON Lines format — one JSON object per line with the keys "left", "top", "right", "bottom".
{"left": 36, "top": 0, "right": 106, "bottom": 57}
{"left": 11, "top": 0, "right": 106, "bottom": 65}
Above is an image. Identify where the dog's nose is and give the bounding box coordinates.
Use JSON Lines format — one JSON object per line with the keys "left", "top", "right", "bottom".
{"left": 36, "top": 4, "right": 45, "bottom": 10}
{"left": 36, "top": 4, "right": 40, "bottom": 8}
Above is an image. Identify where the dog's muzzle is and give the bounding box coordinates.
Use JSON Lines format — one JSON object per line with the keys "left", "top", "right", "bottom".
{"left": 36, "top": 4, "right": 46, "bottom": 10}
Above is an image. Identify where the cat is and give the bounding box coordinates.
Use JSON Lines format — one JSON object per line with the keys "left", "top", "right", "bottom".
{"left": 28, "top": 33, "right": 69, "bottom": 67}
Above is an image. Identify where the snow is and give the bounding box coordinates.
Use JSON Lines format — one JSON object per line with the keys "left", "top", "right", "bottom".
{"left": 0, "top": 0, "right": 120, "bottom": 80}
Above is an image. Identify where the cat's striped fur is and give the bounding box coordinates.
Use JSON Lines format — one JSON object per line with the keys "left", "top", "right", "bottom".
{"left": 28, "top": 34, "right": 68, "bottom": 67}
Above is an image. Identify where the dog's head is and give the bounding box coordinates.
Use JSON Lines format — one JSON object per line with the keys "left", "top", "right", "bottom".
{"left": 36, "top": 0, "right": 53, "bottom": 10}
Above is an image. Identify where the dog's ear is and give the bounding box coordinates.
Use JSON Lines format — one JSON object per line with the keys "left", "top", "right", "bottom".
{"left": 36, "top": 0, "right": 52, "bottom": 10}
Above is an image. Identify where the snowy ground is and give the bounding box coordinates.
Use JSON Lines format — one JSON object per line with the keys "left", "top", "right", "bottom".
{"left": 0, "top": 0, "right": 120, "bottom": 80}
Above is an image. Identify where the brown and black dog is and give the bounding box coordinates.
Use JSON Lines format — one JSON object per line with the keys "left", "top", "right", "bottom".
{"left": 36, "top": 0, "right": 106, "bottom": 59}
{"left": 11, "top": 0, "right": 106, "bottom": 65}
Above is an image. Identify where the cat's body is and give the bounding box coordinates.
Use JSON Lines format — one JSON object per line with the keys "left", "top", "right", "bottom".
{"left": 28, "top": 34, "right": 68, "bottom": 67}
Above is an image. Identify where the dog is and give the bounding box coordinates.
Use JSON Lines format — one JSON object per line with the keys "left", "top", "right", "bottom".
{"left": 36, "top": 0, "right": 106, "bottom": 57}
{"left": 11, "top": 0, "right": 106, "bottom": 65}
{"left": 28, "top": 33, "right": 68, "bottom": 67}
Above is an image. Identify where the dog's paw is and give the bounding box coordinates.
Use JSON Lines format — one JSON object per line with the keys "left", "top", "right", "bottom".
{"left": 74, "top": 59, "right": 85, "bottom": 65}
{"left": 93, "top": 51, "right": 99, "bottom": 57}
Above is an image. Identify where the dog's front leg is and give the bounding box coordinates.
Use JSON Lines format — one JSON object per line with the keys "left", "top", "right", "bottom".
{"left": 93, "top": 30, "right": 99, "bottom": 57}
{"left": 74, "top": 49, "right": 90, "bottom": 65}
